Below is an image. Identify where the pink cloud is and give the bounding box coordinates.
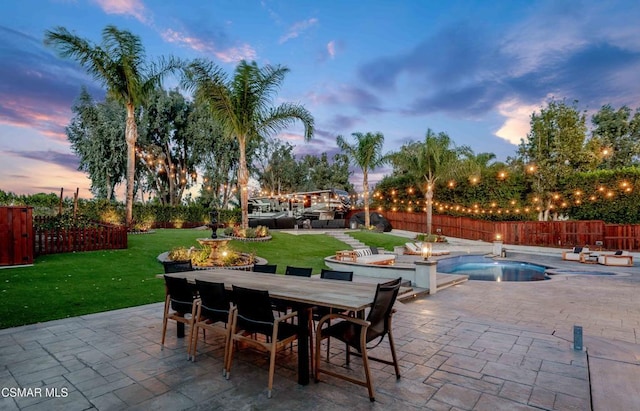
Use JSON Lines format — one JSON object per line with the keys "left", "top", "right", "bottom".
{"left": 0, "top": 155, "right": 93, "bottom": 198}
{"left": 93, "top": 0, "right": 149, "bottom": 24}
{"left": 279, "top": 18, "right": 318, "bottom": 44}
{"left": 161, "top": 29, "right": 256, "bottom": 63}
{"left": 327, "top": 41, "right": 336, "bottom": 59}
{"left": 0, "top": 98, "right": 70, "bottom": 142}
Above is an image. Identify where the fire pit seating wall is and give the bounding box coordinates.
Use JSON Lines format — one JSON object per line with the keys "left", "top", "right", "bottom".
{"left": 353, "top": 247, "right": 396, "bottom": 265}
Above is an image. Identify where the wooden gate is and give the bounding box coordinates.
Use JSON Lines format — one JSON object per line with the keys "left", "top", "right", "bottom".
{"left": 0, "top": 207, "right": 34, "bottom": 266}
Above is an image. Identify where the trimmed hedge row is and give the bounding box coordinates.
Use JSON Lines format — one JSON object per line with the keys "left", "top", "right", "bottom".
{"left": 28, "top": 198, "right": 242, "bottom": 229}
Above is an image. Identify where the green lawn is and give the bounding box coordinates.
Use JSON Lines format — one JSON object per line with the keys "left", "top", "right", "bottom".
{"left": 348, "top": 230, "right": 411, "bottom": 250}
{"left": 0, "top": 229, "right": 402, "bottom": 329}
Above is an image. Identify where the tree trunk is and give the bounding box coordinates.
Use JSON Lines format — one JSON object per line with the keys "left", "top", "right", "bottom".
{"left": 363, "top": 170, "right": 370, "bottom": 228}
{"left": 166, "top": 143, "right": 177, "bottom": 206}
{"left": 125, "top": 102, "right": 137, "bottom": 228}
{"left": 106, "top": 174, "right": 112, "bottom": 201}
{"left": 425, "top": 185, "right": 433, "bottom": 235}
{"left": 238, "top": 136, "right": 249, "bottom": 229}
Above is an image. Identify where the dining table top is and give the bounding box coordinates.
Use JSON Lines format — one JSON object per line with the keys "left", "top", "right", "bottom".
{"left": 164, "top": 268, "right": 386, "bottom": 312}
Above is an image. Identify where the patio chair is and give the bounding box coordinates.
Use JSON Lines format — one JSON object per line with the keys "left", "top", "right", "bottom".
{"left": 162, "top": 259, "right": 193, "bottom": 273}
{"left": 161, "top": 275, "right": 198, "bottom": 357}
{"left": 189, "top": 280, "right": 233, "bottom": 369}
{"left": 320, "top": 269, "right": 354, "bottom": 281}
{"left": 285, "top": 265, "right": 313, "bottom": 277}
{"left": 315, "top": 269, "right": 354, "bottom": 361}
{"left": 225, "top": 285, "right": 299, "bottom": 398}
{"left": 315, "top": 277, "right": 402, "bottom": 402}
{"left": 252, "top": 264, "right": 277, "bottom": 274}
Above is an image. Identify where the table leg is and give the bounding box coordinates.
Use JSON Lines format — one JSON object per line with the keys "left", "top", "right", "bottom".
{"left": 296, "top": 305, "right": 310, "bottom": 385}
{"left": 177, "top": 322, "right": 185, "bottom": 338}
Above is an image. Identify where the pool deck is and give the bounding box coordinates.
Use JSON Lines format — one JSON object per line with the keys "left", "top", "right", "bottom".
{"left": 0, "top": 232, "right": 639, "bottom": 410}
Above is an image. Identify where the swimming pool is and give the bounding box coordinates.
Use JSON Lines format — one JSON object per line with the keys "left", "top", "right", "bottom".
{"left": 437, "top": 255, "right": 549, "bottom": 282}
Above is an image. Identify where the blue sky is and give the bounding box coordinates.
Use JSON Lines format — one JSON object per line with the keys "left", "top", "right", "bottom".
{"left": 1, "top": 0, "right": 640, "bottom": 198}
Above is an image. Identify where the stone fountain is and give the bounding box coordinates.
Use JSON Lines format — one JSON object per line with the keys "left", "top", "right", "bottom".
{"left": 196, "top": 237, "right": 230, "bottom": 266}
{"left": 195, "top": 208, "right": 230, "bottom": 266}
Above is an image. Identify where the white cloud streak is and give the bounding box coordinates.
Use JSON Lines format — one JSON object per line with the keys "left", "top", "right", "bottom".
{"left": 279, "top": 18, "right": 318, "bottom": 44}
{"left": 161, "top": 29, "right": 256, "bottom": 63}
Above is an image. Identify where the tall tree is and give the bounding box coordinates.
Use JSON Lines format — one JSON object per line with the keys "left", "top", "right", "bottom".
{"left": 336, "top": 132, "right": 387, "bottom": 228}
{"left": 255, "top": 138, "right": 299, "bottom": 195}
{"left": 45, "top": 25, "right": 181, "bottom": 226}
{"left": 390, "top": 129, "right": 466, "bottom": 234}
{"left": 66, "top": 88, "right": 126, "bottom": 199}
{"left": 516, "top": 99, "right": 591, "bottom": 220}
{"left": 194, "top": 103, "right": 239, "bottom": 210}
{"left": 591, "top": 104, "right": 640, "bottom": 168}
{"left": 138, "top": 88, "right": 206, "bottom": 205}
{"left": 184, "top": 59, "right": 314, "bottom": 228}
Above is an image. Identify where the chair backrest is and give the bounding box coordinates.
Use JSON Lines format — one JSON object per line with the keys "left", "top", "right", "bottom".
{"left": 253, "top": 264, "right": 277, "bottom": 274}
{"left": 163, "top": 260, "right": 193, "bottom": 273}
{"left": 366, "top": 278, "right": 401, "bottom": 338}
{"left": 195, "top": 280, "right": 230, "bottom": 323}
{"left": 163, "top": 275, "right": 196, "bottom": 313}
{"left": 380, "top": 277, "right": 403, "bottom": 287}
{"left": 285, "top": 266, "right": 312, "bottom": 277}
{"left": 232, "top": 285, "right": 275, "bottom": 336}
{"left": 320, "top": 269, "right": 353, "bottom": 281}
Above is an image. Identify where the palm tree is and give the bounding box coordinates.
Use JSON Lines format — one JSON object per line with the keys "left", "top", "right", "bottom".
{"left": 184, "top": 60, "right": 314, "bottom": 228}
{"left": 390, "top": 129, "right": 468, "bottom": 234}
{"left": 45, "top": 25, "right": 181, "bottom": 227}
{"left": 336, "top": 132, "right": 387, "bottom": 228}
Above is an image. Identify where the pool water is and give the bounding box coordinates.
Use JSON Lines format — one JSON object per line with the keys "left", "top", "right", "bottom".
{"left": 437, "top": 255, "right": 549, "bottom": 282}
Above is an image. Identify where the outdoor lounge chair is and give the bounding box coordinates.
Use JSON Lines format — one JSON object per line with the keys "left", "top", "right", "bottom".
{"left": 404, "top": 242, "right": 422, "bottom": 255}
{"left": 597, "top": 250, "right": 633, "bottom": 266}
{"left": 315, "top": 277, "right": 402, "bottom": 402}
{"left": 562, "top": 246, "right": 589, "bottom": 262}
{"left": 404, "top": 242, "right": 450, "bottom": 257}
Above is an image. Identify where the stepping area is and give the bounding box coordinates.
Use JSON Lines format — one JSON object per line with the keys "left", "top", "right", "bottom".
{"left": 0, "top": 235, "right": 638, "bottom": 410}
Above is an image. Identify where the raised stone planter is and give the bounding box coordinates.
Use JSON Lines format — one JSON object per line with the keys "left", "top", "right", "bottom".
{"left": 219, "top": 234, "right": 272, "bottom": 242}
{"left": 157, "top": 252, "right": 265, "bottom": 271}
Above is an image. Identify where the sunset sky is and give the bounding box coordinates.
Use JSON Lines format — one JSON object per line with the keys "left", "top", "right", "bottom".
{"left": 1, "top": 1, "right": 640, "bottom": 198}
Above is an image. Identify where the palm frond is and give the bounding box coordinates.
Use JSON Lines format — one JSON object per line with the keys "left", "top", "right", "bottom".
{"left": 259, "top": 103, "right": 314, "bottom": 141}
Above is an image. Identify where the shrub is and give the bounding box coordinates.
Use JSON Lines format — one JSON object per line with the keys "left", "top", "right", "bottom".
{"left": 416, "top": 233, "right": 447, "bottom": 243}
{"left": 168, "top": 246, "right": 194, "bottom": 261}
{"left": 223, "top": 225, "right": 269, "bottom": 238}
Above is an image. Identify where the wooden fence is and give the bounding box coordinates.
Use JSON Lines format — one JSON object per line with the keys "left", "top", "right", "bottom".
{"left": 383, "top": 211, "right": 640, "bottom": 251}
{"left": 0, "top": 207, "right": 34, "bottom": 266}
{"left": 33, "top": 219, "right": 128, "bottom": 256}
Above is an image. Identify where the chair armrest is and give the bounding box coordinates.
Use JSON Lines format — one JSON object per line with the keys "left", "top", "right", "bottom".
{"left": 275, "top": 310, "right": 298, "bottom": 324}
{"left": 316, "top": 312, "right": 370, "bottom": 331}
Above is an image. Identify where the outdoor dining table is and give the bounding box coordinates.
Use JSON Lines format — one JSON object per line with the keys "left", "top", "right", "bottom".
{"left": 164, "top": 268, "right": 381, "bottom": 385}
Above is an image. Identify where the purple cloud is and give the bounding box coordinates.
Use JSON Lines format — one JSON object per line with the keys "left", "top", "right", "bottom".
{"left": 0, "top": 26, "right": 104, "bottom": 140}
{"left": 6, "top": 150, "right": 80, "bottom": 172}
{"left": 357, "top": 18, "right": 640, "bottom": 119}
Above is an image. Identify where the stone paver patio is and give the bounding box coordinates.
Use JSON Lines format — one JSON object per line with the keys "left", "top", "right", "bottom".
{"left": 1, "top": 242, "right": 639, "bottom": 410}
